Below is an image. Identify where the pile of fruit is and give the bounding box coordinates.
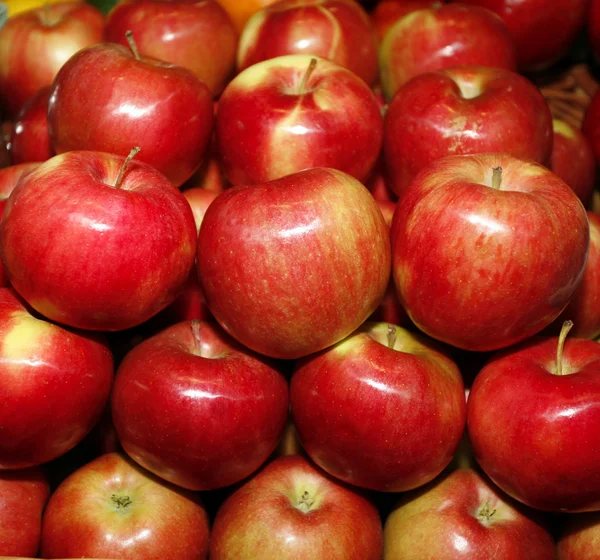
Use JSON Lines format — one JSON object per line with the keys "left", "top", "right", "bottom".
{"left": 1, "top": 0, "right": 600, "bottom": 558}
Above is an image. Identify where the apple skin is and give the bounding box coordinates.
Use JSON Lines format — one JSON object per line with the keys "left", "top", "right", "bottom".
{"left": 47, "top": 42, "right": 214, "bottom": 188}
{"left": 582, "top": 88, "right": 600, "bottom": 174}
{"left": 590, "top": 0, "right": 600, "bottom": 63}
{"left": 209, "top": 455, "right": 384, "bottom": 560}
{"left": 0, "top": 150, "right": 197, "bottom": 331}
{"left": 111, "top": 320, "right": 289, "bottom": 491}
{"left": 0, "top": 2, "right": 104, "bottom": 117}
{"left": 391, "top": 153, "right": 589, "bottom": 352}
{"left": 550, "top": 118, "right": 596, "bottom": 207}
{"left": 291, "top": 322, "right": 466, "bottom": 492}
{"left": 216, "top": 54, "right": 383, "bottom": 186}
{"left": 467, "top": 333, "right": 600, "bottom": 512}
{"left": 383, "top": 65, "right": 554, "bottom": 198}
{"left": 378, "top": 4, "right": 517, "bottom": 101}
{"left": 557, "top": 511, "right": 600, "bottom": 559}
{"left": 0, "top": 287, "right": 114, "bottom": 469}
{"left": 0, "top": 467, "right": 50, "bottom": 558}
{"left": 40, "top": 452, "right": 210, "bottom": 560}
{"left": 383, "top": 468, "right": 555, "bottom": 559}
{"left": 9, "top": 85, "right": 53, "bottom": 165}
{"left": 371, "top": 0, "right": 442, "bottom": 43}
{"left": 238, "top": 0, "right": 378, "bottom": 87}
{"left": 456, "top": 0, "right": 589, "bottom": 70}
{"left": 104, "top": 0, "right": 237, "bottom": 97}
{"left": 197, "top": 167, "right": 390, "bottom": 359}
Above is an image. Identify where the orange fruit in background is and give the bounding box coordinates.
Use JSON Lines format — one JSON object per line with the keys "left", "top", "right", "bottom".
{"left": 216, "top": 0, "right": 279, "bottom": 33}
{"left": 3, "top": 0, "right": 82, "bottom": 17}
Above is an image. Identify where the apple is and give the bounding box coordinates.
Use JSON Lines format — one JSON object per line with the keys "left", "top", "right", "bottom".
{"left": 197, "top": 167, "right": 390, "bottom": 359}
{"left": 384, "top": 468, "right": 555, "bottom": 558}
{"left": 0, "top": 149, "right": 197, "bottom": 331}
{"left": 209, "top": 455, "right": 384, "bottom": 559}
{"left": 371, "top": 0, "right": 441, "bottom": 43}
{"left": 104, "top": 0, "right": 237, "bottom": 97}
{"left": 111, "top": 319, "right": 289, "bottom": 490}
{"left": 468, "top": 321, "right": 600, "bottom": 512}
{"left": 40, "top": 452, "right": 210, "bottom": 560}
{"left": 0, "top": 467, "right": 50, "bottom": 558}
{"left": 0, "top": 1, "right": 104, "bottom": 117}
{"left": 550, "top": 118, "right": 596, "bottom": 207}
{"left": 390, "top": 153, "right": 589, "bottom": 352}
{"left": 215, "top": 54, "right": 383, "bottom": 186}
{"left": 0, "top": 287, "right": 113, "bottom": 469}
{"left": 237, "top": 0, "right": 378, "bottom": 87}
{"left": 9, "top": 85, "right": 53, "bottom": 165}
{"left": 47, "top": 37, "right": 214, "bottom": 188}
{"left": 557, "top": 511, "right": 600, "bottom": 559}
{"left": 455, "top": 0, "right": 589, "bottom": 70}
{"left": 291, "top": 321, "right": 466, "bottom": 492}
{"left": 383, "top": 65, "right": 554, "bottom": 197}
{"left": 378, "top": 3, "right": 517, "bottom": 101}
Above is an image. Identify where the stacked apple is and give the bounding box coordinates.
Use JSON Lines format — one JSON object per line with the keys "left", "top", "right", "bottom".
{"left": 1, "top": 0, "right": 600, "bottom": 558}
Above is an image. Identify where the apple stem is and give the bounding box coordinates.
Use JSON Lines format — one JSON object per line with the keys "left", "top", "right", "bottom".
{"left": 387, "top": 324, "right": 397, "bottom": 349}
{"left": 555, "top": 320, "right": 574, "bottom": 376}
{"left": 114, "top": 147, "right": 141, "bottom": 190}
{"left": 111, "top": 494, "right": 132, "bottom": 509}
{"left": 297, "top": 58, "right": 318, "bottom": 96}
{"left": 296, "top": 490, "right": 315, "bottom": 513}
{"left": 491, "top": 167, "right": 502, "bottom": 190}
{"left": 125, "top": 30, "right": 141, "bottom": 60}
{"left": 191, "top": 319, "right": 202, "bottom": 356}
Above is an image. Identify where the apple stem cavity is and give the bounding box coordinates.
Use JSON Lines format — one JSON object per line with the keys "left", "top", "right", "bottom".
{"left": 114, "top": 146, "right": 141, "bottom": 190}
{"left": 491, "top": 166, "right": 503, "bottom": 190}
{"left": 297, "top": 58, "right": 318, "bottom": 96}
{"left": 555, "top": 320, "right": 574, "bottom": 376}
{"left": 296, "top": 490, "right": 315, "bottom": 513}
{"left": 387, "top": 325, "right": 397, "bottom": 349}
{"left": 111, "top": 494, "right": 132, "bottom": 509}
{"left": 125, "top": 30, "right": 141, "bottom": 60}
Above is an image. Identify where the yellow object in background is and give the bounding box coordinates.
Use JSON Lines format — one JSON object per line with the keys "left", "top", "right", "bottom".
{"left": 3, "top": 0, "right": 81, "bottom": 17}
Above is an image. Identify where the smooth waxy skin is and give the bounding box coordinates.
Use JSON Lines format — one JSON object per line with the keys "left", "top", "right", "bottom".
{"left": 210, "top": 455, "right": 384, "bottom": 560}
{"left": 0, "top": 467, "right": 50, "bottom": 557}
{"left": 197, "top": 167, "right": 391, "bottom": 359}
{"left": 468, "top": 336, "right": 600, "bottom": 512}
{"left": 238, "top": 0, "right": 378, "bottom": 86}
{"left": 105, "top": 0, "right": 237, "bottom": 96}
{"left": 216, "top": 54, "right": 383, "bottom": 186}
{"left": 0, "top": 288, "right": 113, "bottom": 469}
{"left": 40, "top": 453, "right": 210, "bottom": 560}
{"left": 48, "top": 42, "right": 214, "bottom": 187}
{"left": 291, "top": 322, "right": 465, "bottom": 492}
{"left": 0, "top": 2, "right": 104, "bottom": 116}
{"left": 379, "top": 4, "right": 516, "bottom": 101}
{"left": 0, "top": 151, "right": 197, "bottom": 331}
{"left": 384, "top": 469, "right": 555, "bottom": 559}
{"left": 371, "top": 0, "right": 438, "bottom": 42}
{"left": 112, "top": 320, "right": 289, "bottom": 490}
{"left": 457, "top": 0, "right": 589, "bottom": 70}
{"left": 391, "top": 154, "right": 589, "bottom": 352}
{"left": 383, "top": 66, "right": 553, "bottom": 197}
{"left": 557, "top": 511, "right": 600, "bottom": 559}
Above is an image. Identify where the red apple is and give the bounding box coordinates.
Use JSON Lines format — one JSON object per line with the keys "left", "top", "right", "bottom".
{"left": 456, "top": 0, "right": 589, "bottom": 70}
{"left": 557, "top": 511, "right": 600, "bottom": 559}
{"left": 47, "top": 39, "right": 214, "bottom": 188}
{"left": 550, "top": 118, "right": 596, "bottom": 207}
{"left": 104, "top": 0, "right": 237, "bottom": 97}
{"left": 378, "top": 3, "right": 517, "bottom": 101}
{"left": 238, "top": 0, "right": 378, "bottom": 87}
{"left": 40, "top": 452, "right": 210, "bottom": 560}
{"left": 0, "top": 2, "right": 104, "bottom": 117}
{"left": 0, "top": 150, "right": 197, "bottom": 331}
{"left": 197, "top": 167, "right": 390, "bottom": 359}
{"left": 384, "top": 468, "right": 555, "bottom": 558}
{"left": 391, "top": 153, "right": 589, "bottom": 352}
{"left": 0, "top": 287, "right": 113, "bottom": 469}
{"left": 291, "top": 322, "right": 466, "bottom": 492}
{"left": 467, "top": 322, "right": 600, "bottom": 512}
{"left": 111, "top": 320, "right": 289, "bottom": 490}
{"left": 210, "top": 455, "right": 384, "bottom": 559}
{"left": 383, "top": 65, "right": 554, "bottom": 197}
{"left": 216, "top": 54, "right": 383, "bottom": 185}
{"left": 9, "top": 86, "right": 53, "bottom": 165}
{"left": 0, "top": 467, "right": 50, "bottom": 558}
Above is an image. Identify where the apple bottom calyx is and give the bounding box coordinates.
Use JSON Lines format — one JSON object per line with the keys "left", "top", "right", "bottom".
{"left": 477, "top": 502, "right": 497, "bottom": 526}
{"left": 296, "top": 490, "right": 316, "bottom": 513}
{"left": 111, "top": 493, "right": 133, "bottom": 510}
